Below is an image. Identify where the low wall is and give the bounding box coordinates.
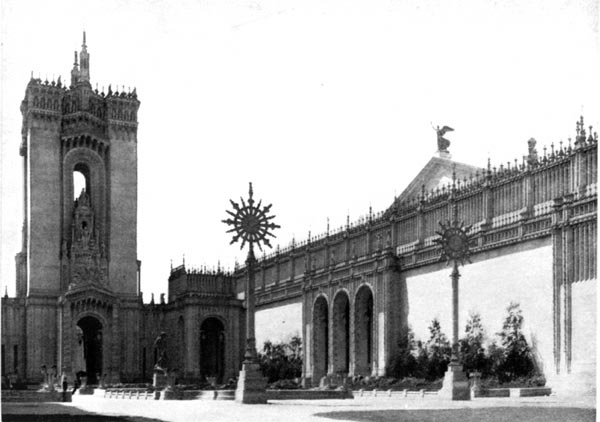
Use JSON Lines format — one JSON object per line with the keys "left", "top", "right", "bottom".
{"left": 473, "top": 387, "right": 551, "bottom": 398}
{"left": 1, "top": 390, "right": 71, "bottom": 402}
{"left": 266, "top": 389, "right": 352, "bottom": 400}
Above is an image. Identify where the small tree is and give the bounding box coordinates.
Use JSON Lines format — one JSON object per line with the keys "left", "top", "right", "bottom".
{"left": 496, "top": 302, "right": 535, "bottom": 382}
{"left": 425, "top": 318, "right": 451, "bottom": 380}
{"left": 459, "top": 311, "right": 489, "bottom": 374}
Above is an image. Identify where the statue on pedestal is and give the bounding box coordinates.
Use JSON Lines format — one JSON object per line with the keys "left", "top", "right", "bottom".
{"left": 434, "top": 124, "right": 454, "bottom": 154}
{"left": 153, "top": 332, "right": 168, "bottom": 372}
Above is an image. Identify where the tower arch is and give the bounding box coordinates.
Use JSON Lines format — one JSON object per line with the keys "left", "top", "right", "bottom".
{"left": 75, "top": 315, "right": 103, "bottom": 385}
{"left": 62, "top": 146, "right": 107, "bottom": 245}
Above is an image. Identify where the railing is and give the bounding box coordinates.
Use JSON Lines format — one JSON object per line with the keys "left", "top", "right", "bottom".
{"left": 228, "top": 128, "right": 597, "bottom": 290}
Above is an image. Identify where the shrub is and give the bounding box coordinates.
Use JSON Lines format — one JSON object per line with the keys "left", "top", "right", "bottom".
{"left": 258, "top": 335, "right": 302, "bottom": 383}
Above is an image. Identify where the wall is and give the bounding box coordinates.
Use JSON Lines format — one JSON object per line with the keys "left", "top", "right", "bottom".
{"left": 255, "top": 302, "right": 302, "bottom": 348}
{"left": 108, "top": 126, "right": 138, "bottom": 296}
{"left": 27, "top": 122, "right": 62, "bottom": 295}
{"left": 570, "top": 278, "right": 596, "bottom": 371}
{"left": 403, "top": 238, "right": 554, "bottom": 375}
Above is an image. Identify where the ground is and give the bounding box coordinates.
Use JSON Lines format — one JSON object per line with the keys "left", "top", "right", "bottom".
{"left": 2, "top": 395, "right": 595, "bottom": 422}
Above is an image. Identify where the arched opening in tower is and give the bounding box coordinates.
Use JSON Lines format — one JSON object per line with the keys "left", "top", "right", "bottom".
{"left": 354, "top": 285, "right": 374, "bottom": 376}
{"left": 73, "top": 163, "right": 90, "bottom": 199}
{"left": 76, "top": 316, "right": 103, "bottom": 385}
{"left": 200, "top": 317, "right": 225, "bottom": 384}
{"left": 332, "top": 291, "right": 350, "bottom": 375}
{"left": 312, "top": 296, "right": 329, "bottom": 384}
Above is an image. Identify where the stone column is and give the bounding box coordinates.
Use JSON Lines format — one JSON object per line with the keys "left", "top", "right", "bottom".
{"left": 451, "top": 263, "right": 459, "bottom": 362}
{"left": 235, "top": 244, "right": 267, "bottom": 404}
{"left": 439, "top": 262, "right": 470, "bottom": 400}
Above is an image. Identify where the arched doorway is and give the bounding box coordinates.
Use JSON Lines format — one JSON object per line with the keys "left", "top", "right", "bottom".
{"left": 312, "top": 296, "right": 329, "bottom": 384}
{"left": 77, "top": 316, "right": 103, "bottom": 384}
{"left": 332, "top": 291, "right": 350, "bottom": 374}
{"left": 200, "top": 317, "right": 225, "bottom": 383}
{"left": 354, "top": 285, "right": 374, "bottom": 376}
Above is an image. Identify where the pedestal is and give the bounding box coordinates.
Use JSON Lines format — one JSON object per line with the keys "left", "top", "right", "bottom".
{"left": 76, "top": 376, "right": 94, "bottom": 395}
{"left": 235, "top": 362, "right": 267, "bottom": 404}
{"left": 153, "top": 371, "right": 167, "bottom": 389}
{"left": 470, "top": 371, "right": 483, "bottom": 398}
{"left": 439, "top": 363, "right": 471, "bottom": 400}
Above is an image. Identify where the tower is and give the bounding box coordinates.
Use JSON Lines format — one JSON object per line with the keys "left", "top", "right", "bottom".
{"left": 13, "top": 33, "right": 142, "bottom": 381}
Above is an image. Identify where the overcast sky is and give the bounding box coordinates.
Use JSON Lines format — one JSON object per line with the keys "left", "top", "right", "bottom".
{"left": 1, "top": 0, "right": 598, "bottom": 301}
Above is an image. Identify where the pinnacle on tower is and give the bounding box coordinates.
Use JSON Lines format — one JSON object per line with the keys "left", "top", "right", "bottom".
{"left": 79, "top": 31, "right": 90, "bottom": 83}
{"left": 70, "top": 51, "right": 80, "bottom": 87}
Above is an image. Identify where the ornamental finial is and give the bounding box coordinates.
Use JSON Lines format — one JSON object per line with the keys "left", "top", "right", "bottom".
{"left": 223, "top": 183, "right": 280, "bottom": 251}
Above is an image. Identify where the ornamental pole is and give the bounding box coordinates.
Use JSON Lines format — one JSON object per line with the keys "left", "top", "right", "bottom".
{"left": 223, "top": 182, "right": 280, "bottom": 403}
{"left": 451, "top": 261, "right": 460, "bottom": 363}
{"left": 245, "top": 243, "right": 257, "bottom": 361}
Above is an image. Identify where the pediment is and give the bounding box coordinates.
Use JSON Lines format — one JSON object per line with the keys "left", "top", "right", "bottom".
{"left": 391, "top": 156, "right": 482, "bottom": 206}
{"left": 62, "top": 283, "right": 116, "bottom": 305}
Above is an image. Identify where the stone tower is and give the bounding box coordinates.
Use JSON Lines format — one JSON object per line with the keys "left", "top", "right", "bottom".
{"left": 13, "top": 33, "right": 142, "bottom": 381}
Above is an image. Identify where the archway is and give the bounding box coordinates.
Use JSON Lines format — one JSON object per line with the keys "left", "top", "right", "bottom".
{"left": 200, "top": 317, "right": 225, "bottom": 383}
{"left": 332, "top": 291, "right": 350, "bottom": 374}
{"left": 77, "top": 316, "right": 103, "bottom": 384}
{"left": 354, "top": 285, "right": 374, "bottom": 376}
{"left": 312, "top": 296, "right": 329, "bottom": 384}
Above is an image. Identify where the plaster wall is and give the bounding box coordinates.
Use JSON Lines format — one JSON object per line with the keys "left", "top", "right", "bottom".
{"left": 571, "top": 278, "right": 596, "bottom": 370}
{"left": 403, "top": 239, "right": 554, "bottom": 375}
{"left": 255, "top": 302, "right": 302, "bottom": 348}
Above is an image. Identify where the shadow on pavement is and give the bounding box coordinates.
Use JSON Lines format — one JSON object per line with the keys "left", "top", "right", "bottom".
{"left": 315, "top": 407, "right": 595, "bottom": 422}
{"left": 2, "top": 402, "right": 165, "bottom": 422}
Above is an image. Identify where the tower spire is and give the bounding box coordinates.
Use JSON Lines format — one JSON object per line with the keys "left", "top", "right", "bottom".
{"left": 79, "top": 31, "right": 90, "bottom": 83}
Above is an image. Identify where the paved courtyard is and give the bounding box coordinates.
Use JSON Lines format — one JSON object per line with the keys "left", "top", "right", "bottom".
{"left": 2, "top": 395, "right": 595, "bottom": 422}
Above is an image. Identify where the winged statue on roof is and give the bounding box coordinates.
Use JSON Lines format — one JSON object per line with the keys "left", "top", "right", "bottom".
{"left": 434, "top": 125, "right": 454, "bottom": 153}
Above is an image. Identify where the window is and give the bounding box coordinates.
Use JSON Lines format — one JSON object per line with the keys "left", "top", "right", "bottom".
{"left": 73, "top": 163, "right": 90, "bottom": 199}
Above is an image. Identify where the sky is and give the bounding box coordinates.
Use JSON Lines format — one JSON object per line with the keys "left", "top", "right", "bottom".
{"left": 1, "top": 0, "right": 599, "bottom": 303}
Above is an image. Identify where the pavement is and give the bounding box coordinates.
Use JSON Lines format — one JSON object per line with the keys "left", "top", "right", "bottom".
{"left": 1, "top": 394, "right": 596, "bottom": 422}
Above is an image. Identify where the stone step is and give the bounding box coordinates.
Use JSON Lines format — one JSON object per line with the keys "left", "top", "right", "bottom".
{"left": 215, "top": 390, "right": 235, "bottom": 400}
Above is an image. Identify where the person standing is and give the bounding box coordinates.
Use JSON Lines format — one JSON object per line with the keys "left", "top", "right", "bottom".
{"left": 61, "top": 372, "right": 68, "bottom": 401}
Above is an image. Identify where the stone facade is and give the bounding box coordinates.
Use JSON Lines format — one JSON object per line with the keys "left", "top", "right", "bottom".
{"left": 238, "top": 128, "right": 597, "bottom": 394}
{"left": 1, "top": 36, "right": 596, "bottom": 397}
{"left": 1, "top": 36, "right": 245, "bottom": 385}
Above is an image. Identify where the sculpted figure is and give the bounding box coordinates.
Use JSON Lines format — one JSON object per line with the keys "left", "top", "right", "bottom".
{"left": 527, "top": 138, "right": 538, "bottom": 165}
{"left": 435, "top": 125, "right": 454, "bottom": 152}
{"left": 153, "top": 332, "right": 168, "bottom": 371}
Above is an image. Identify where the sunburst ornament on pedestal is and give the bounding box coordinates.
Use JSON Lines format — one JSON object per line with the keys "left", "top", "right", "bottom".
{"left": 435, "top": 218, "right": 473, "bottom": 400}
{"left": 222, "top": 182, "right": 279, "bottom": 404}
{"left": 222, "top": 182, "right": 280, "bottom": 251}
{"left": 435, "top": 220, "right": 472, "bottom": 266}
